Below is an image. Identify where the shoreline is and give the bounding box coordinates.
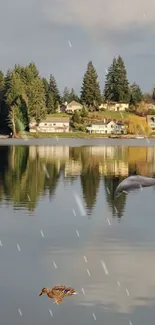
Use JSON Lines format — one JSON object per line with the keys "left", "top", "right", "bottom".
{"left": 1, "top": 132, "right": 153, "bottom": 140}
{"left": 0, "top": 134, "right": 155, "bottom": 147}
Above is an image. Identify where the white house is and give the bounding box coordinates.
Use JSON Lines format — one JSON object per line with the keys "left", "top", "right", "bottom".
{"left": 146, "top": 103, "right": 155, "bottom": 111}
{"left": 99, "top": 102, "right": 129, "bottom": 111}
{"left": 86, "top": 120, "right": 126, "bottom": 134}
{"left": 65, "top": 101, "right": 83, "bottom": 114}
{"left": 29, "top": 117, "right": 70, "bottom": 133}
{"left": 146, "top": 115, "right": 155, "bottom": 131}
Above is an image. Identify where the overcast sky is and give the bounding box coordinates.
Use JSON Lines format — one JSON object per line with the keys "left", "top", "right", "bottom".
{"left": 0, "top": 0, "right": 155, "bottom": 94}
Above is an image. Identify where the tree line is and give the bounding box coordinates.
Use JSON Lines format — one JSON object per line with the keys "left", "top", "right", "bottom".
{"left": 0, "top": 57, "right": 155, "bottom": 134}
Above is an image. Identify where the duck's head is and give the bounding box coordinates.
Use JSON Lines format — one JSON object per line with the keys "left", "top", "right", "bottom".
{"left": 39, "top": 288, "right": 49, "bottom": 296}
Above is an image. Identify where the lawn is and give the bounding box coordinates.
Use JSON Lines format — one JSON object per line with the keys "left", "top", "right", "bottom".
{"left": 88, "top": 111, "right": 131, "bottom": 120}
{"left": 25, "top": 131, "right": 110, "bottom": 138}
{"left": 46, "top": 113, "right": 69, "bottom": 118}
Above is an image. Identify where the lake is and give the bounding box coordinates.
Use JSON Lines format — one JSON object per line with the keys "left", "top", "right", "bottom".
{"left": 0, "top": 140, "right": 155, "bottom": 325}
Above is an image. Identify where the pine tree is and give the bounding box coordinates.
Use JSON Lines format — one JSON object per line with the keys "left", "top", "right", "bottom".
{"left": 104, "top": 58, "right": 118, "bottom": 102}
{"left": 47, "top": 92, "right": 55, "bottom": 113}
{"left": 0, "top": 71, "right": 5, "bottom": 113}
{"left": 62, "top": 87, "right": 70, "bottom": 103}
{"left": 47, "top": 74, "right": 61, "bottom": 113}
{"left": 152, "top": 87, "right": 155, "bottom": 102}
{"left": 129, "top": 83, "right": 143, "bottom": 106}
{"left": 42, "top": 78, "right": 49, "bottom": 102}
{"left": 69, "top": 88, "right": 79, "bottom": 102}
{"left": 42, "top": 78, "right": 49, "bottom": 96}
{"left": 115, "top": 56, "right": 130, "bottom": 102}
{"left": 80, "top": 61, "right": 101, "bottom": 108}
{"left": 28, "top": 77, "right": 46, "bottom": 123}
{"left": 104, "top": 56, "right": 129, "bottom": 103}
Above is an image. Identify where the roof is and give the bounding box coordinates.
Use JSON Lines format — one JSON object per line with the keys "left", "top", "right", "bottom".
{"left": 91, "top": 121, "right": 107, "bottom": 125}
{"left": 67, "top": 101, "right": 82, "bottom": 108}
{"left": 90, "top": 120, "right": 125, "bottom": 126}
{"left": 40, "top": 116, "right": 70, "bottom": 123}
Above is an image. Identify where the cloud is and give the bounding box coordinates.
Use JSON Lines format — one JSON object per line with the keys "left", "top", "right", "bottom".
{"left": 42, "top": 0, "right": 155, "bottom": 34}
{"left": 0, "top": 0, "right": 154, "bottom": 92}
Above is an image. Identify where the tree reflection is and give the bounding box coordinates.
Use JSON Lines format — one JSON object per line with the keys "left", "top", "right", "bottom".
{"left": 103, "top": 175, "right": 127, "bottom": 218}
{"left": 0, "top": 144, "right": 154, "bottom": 217}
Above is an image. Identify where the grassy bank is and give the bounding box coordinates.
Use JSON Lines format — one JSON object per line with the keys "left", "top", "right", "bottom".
{"left": 25, "top": 131, "right": 109, "bottom": 139}
{"left": 23, "top": 132, "right": 152, "bottom": 139}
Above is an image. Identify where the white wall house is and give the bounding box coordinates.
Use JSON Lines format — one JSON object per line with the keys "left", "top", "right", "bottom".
{"left": 146, "top": 115, "right": 155, "bottom": 131}
{"left": 86, "top": 120, "right": 125, "bottom": 134}
{"left": 29, "top": 117, "right": 70, "bottom": 133}
{"left": 99, "top": 102, "right": 129, "bottom": 111}
{"left": 65, "top": 101, "right": 83, "bottom": 114}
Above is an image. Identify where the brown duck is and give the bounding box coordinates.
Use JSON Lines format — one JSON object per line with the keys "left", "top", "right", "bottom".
{"left": 39, "top": 285, "right": 78, "bottom": 304}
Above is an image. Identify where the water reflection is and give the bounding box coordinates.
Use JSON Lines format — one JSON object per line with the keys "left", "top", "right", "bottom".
{"left": 0, "top": 145, "right": 155, "bottom": 217}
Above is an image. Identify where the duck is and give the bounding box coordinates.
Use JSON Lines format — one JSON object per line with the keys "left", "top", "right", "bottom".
{"left": 39, "top": 285, "right": 78, "bottom": 304}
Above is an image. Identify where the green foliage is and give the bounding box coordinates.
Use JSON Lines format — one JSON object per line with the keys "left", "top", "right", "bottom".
{"left": 46, "top": 92, "right": 55, "bottom": 114}
{"left": 62, "top": 87, "right": 70, "bottom": 103}
{"left": 152, "top": 87, "right": 155, "bottom": 101}
{"left": 47, "top": 74, "right": 61, "bottom": 113}
{"left": 0, "top": 70, "right": 5, "bottom": 107}
{"left": 4, "top": 70, "right": 28, "bottom": 133}
{"left": 81, "top": 106, "right": 88, "bottom": 117}
{"left": 42, "top": 78, "right": 49, "bottom": 105}
{"left": 81, "top": 61, "right": 101, "bottom": 107}
{"left": 104, "top": 58, "right": 118, "bottom": 102}
{"left": 129, "top": 83, "right": 143, "bottom": 106}
{"left": 104, "top": 56, "right": 129, "bottom": 102}
{"left": 72, "top": 111, "right": 81, "bottom": 123}
{"left": 72, "top": 122, "right": 86, "bottom": 132}
{"left": 27, "top": 77, "right": 46, "bottom": 123}
{"left": 68, "top": 88, "right": 79, "bottom": 102}
{"left": 3, "top": 63, "right": 46, "bottom": 134}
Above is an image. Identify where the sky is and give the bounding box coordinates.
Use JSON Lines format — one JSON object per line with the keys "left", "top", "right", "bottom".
{"left": 0, "top": 0, "right": 155, "bottom": 94}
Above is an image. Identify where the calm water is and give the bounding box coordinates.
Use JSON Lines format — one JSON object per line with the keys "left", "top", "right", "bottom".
{"left": 1, "top": 142, "right": 155, "bottom": 325}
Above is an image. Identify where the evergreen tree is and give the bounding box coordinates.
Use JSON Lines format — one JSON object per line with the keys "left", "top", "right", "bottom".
{"left": 80, "top": 61, "right": 101, "bottom": 108}
{"left": 62, "top": 87, "right": 70, "bottom": 103}
{"left": 104, "top": 56, "right": 129, "bottom": 103}
{"left": 0, "top": 70, "right": 5, "bottom": 117}
{"left": 104, "top": 58, "right": 118, "bottom": 102}
{"left": 47, "top": 74, "right": 61, "bottom": 113}
{"left": 69, "top": 88, "right": 79, "bottom": 102}
{"left": 5, "top": 70, "right": 28, "bottom": 135}
{"left": 27, "top": 77, "right": 46, "bottom": 123}
{"left": 42, "top": 78, "right": 49, "bottom": 104}
{"left": 47, "top": 92, "right": 55, "bottom": 114}
{"left": 72, "top": 111, "right": 81, "bottom": 123}
{"left": 115, "top": 56, "right": 130, "bottom": 102}
{"left": 129, "top": 83, "right": 143, "bottom": 106}
{"left": 152, "top": 87, "right": 155, "bottom": 102}
{"left": 4, "top": 64, "right": 47, "bottom": 133}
